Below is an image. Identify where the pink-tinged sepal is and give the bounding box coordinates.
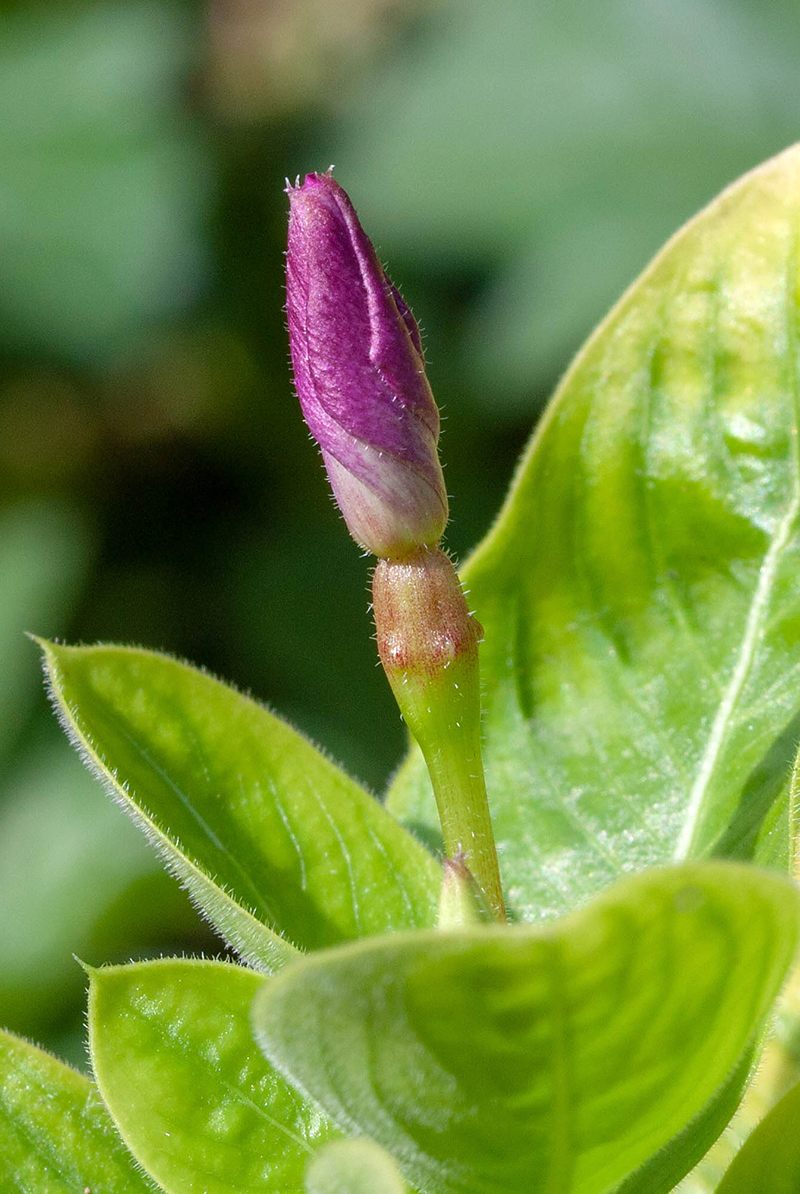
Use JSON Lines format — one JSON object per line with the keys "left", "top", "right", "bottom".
{"left": 286, "top": 172, "right": 448, "bottom": 559}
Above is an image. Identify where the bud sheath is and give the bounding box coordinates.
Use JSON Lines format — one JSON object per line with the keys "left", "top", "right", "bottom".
{"left": 373, "top": 548, "right": 505, "bottom": 920}
{"left": 438, "top": 855, "right": 493, "bottom": 928}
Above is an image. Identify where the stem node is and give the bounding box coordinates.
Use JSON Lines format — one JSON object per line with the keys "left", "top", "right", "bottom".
{"left": 373, "top": 548, "right": 505, "bottom": 921}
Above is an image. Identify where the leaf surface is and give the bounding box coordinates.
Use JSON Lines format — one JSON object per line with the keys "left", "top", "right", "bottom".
{"left": 0, "top": 1028, "right": 153, "bottom": 1193}
{"left": 390, "top": 143, "right": 800, "bottom": 920}
{"left": 610, "top": 1046, "right": 755, "bottom": 1194}
{"left": 89, "top": 957, "right": 339, "bottom": 1194}
{"left": 715, "top": 1079, "right": 800, "bottom": 1194}
{"left": 43, "top": 643, "right": 440, "bottom": 963}
{"left": 253, "top": 862, "right": 800, "bottom": 1194}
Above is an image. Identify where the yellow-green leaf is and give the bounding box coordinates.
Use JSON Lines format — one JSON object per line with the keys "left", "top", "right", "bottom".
{"left": 254, "top": 862, "right": 800, "bottom": 1194}
{"left": 43, "top": 642, "right": 440, "bottom": 964}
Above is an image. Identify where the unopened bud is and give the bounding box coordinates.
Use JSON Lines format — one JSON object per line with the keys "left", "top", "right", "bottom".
{"left": 286, "top": 172, "right": 448, "bottom": 559}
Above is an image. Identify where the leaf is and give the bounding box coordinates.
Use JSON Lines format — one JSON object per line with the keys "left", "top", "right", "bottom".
{"left": 88, "top": 958, "right": 339, "bottom": 1194}
{"left": 610, "top": 1046, "right": 756, "bottom": 1194}
{"left": 0, "top": 1027, "right": 153, "bottom": 1193}
{"left": 715, "top": 1080, "right": 800, "bottom": 1194}
{"left": 253, "top": 862, "right": 800, "bottom": 1194}
{"left": 305, "top": 1140, "right": 410, "bottom": 1194}
{"left": 389, "top": 143, "right": 800, "bottom": 921}
{"left": 43, "top": 641, "right": 440, "bottom": 965}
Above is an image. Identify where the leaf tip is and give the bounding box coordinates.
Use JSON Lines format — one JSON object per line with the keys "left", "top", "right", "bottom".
{"left": 74, "top": 955, "right": 98, "bottom": 979}
{"left": 31, "top": 633, "right": 65, "bottom": 671}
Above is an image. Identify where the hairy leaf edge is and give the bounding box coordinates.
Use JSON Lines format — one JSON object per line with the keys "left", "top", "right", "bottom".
{"left": 38, "top": 637, "right": 302, "bottom": 973}
{"left": 0, "top": 1026, "right": 162, "bottom": 1193}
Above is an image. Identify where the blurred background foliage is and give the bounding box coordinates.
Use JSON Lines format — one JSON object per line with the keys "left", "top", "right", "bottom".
{"left": 2, "top": 0, "right": 800, "bottom": 1068}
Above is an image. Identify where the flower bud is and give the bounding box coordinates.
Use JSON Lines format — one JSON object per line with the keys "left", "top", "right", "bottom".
{"left": 285, "top": 172, "right": 448, "bottom": 559}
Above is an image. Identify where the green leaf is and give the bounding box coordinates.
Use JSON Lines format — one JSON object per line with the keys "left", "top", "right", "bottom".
{"left": 616, "top": 1045, "right": 759, "bottom": 1194}
{"left": 390, "top": 143, "right": 800, "bottom": 920}
{"left": 253, "top": 862, "right": 800, "bottom": 1194}
{"left": 0, "top": 1027, "right": 153, "bottom": 1193}
{"left": 715, "top": 1080, "right": 800, "bottom": 1194}
{"left": 305, "top": 1140, "right": 409, "bottom": 1194}
{"left": 43, "top": 642, "right": 440, "bottom": 965}
{"left": 610, "top": 1046, "right": 756, "bottom": 1194}
{"left": 89, "top": 957, "right": 339, "bottom": 1194}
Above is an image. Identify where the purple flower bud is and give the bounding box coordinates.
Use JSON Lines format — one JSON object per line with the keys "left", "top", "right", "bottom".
{"left": 285, "top": 172, "right": 448, "bottom": 559}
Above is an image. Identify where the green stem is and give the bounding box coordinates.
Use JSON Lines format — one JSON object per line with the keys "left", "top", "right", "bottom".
{"left": 372, "top": 548, "right": 506, "bottom": 921}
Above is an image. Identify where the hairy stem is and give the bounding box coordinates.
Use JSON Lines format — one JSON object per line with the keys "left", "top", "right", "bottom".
{"left": 373, "top": 548, "right": 505, "bottom": 921}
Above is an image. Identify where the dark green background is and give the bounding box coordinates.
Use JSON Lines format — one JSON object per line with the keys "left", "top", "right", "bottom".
{"left": 2, "top": 0, "right": 800, "bottom": 1064}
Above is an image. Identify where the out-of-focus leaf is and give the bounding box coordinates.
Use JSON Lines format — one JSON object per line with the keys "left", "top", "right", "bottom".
{"left": 331, "top": 0, "right": 800, "bottom": 408}
{"left": 0, "top": 499, "right": 93, "bottom": 766}
{"left": 676, "top": 953, "right": 800, "bottom": 1192}
{"left": 715, "top": 1080, "right": 800, "bottom": 1193}
{"left": 390, "top": 143, "right": 800, "bottom": 920}
{"left": 254, "top": 862, "right": 800, "bottom": 1194}
{"left": 42, "top": 643, "right": 440, "bottom": 966}
{"left": 89, "top": 958, "right": 338, "bottom": 1194}
{"left": 306, "top": 1140, "right": 410, "bottom": 1194}
{"left": 0, "top": 1, "right": 211, "bottom": 362}
{"left": 611, "top": 1046, "right": 755, "bottom": 1194}
{"left": 0, "top": 1028, "right": 152, "bottom": 1194}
